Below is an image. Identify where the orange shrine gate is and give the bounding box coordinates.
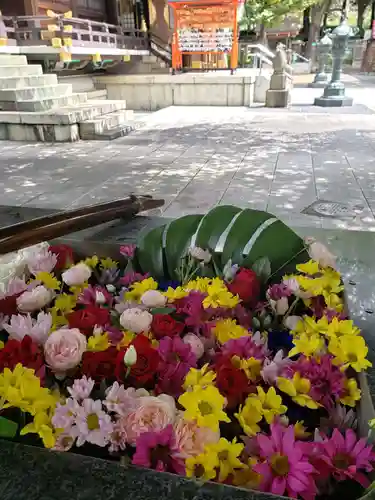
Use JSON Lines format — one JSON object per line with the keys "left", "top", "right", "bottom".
{"left": 168, "top": 0, "right": 240, "bottom": 73}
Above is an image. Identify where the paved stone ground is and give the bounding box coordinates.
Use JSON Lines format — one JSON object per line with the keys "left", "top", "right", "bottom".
{"left": 3, "top": 82, "right": 375, "bottom": 231}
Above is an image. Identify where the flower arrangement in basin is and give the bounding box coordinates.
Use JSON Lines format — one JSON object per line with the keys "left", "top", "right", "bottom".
{"left": 0, "top": 205, "right": 374, "bottom": 500}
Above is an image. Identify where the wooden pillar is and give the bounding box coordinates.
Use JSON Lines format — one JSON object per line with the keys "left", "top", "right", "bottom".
{"left": 24, "top": 0, "right": 38, "bottom": 15}
{"left": 71, "top": 0, "right": 78, "bottom": 17}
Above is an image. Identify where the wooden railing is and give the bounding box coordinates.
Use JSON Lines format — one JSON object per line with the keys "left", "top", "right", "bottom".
{"left": 3, "top": 15, "right": 148, "bottom": 51}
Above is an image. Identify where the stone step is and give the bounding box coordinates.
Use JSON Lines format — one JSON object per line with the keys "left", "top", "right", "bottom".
{"left": 79, "top": 109, "right": 134, "bottom": 139}
{"left": 0, "top": 55, "right": 28, "bottom": 66}
{"left": 86, "top": 89, "right": 107, "bottom": 100}
{"left": 0, "top": 65, "right": 43, "bottom": 77}
{"left": 0, "top": 100, "right": 128, "bottom": 125}
{"left": 95, "top": 123, "right": 138, "bottom": 140}
{"left": 142, "top": 54, "right": 158, "bottom": 63}
{"left": 0, "top": 84, "right": 72, "bottom": 102}
{"left": 0, "top": 93, "right": 88, "bottom": 112}
{"left": 0, "top": 74, "right": 58, "bottom": 90}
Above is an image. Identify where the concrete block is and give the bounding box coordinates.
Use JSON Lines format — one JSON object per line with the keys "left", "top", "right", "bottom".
{"left": 266, "top": 89, "right": 290, "bottom": 108}
{"left": 227, "top": 84, "right": 244, "bottom": 106}
{"left": 0, "top": 55, "right": 28, "bottom": 66}
{"left": 0, "top": 65, "right": 43, "bottom": 77}
{"left": 149, "top": 84, "right": 173, "bottom": 110}
{"left": 254, "top": 75, "right": 270, "bottom": 103}
{"left": 79, "top": 110, "right": 134, "bottom": 137}
{"left": 1, "top": 93, "right": 87, "bottom": 112}
{"left": 7, "top": 123, "right": 80, "bottom": 142}
{"left": 0, "top": 74, "right": 58, "bottom": 90}
{"left": 0, "top": 111, "right": 22, "bottom": 124}
{"left": 0, "top": 84, "right": 72, "bottom": 102}
{"left": 0, "top": 123, "right": 7, "bottom": 139}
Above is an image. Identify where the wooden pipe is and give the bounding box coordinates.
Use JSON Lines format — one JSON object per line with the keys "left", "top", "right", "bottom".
{"left": 0, "top": 196, "right": 164, "bottom": 255}
{"left": 0, "top": 195, "right": 155, "bottom": 240}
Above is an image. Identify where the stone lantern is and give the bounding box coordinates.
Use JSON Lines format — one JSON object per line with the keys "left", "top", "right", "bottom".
{"left": 314, "top": 19, "right": 353, "bottom": 107}
{"left": 309, "top": 32, "right": 332, "bottom": 88}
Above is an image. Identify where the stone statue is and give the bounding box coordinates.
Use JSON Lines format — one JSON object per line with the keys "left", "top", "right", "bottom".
{"left": 273, "top": 43, "right": 287, "bottom": 73}
{"left": 266, "top": 43, "right": 291, "bottom": 108}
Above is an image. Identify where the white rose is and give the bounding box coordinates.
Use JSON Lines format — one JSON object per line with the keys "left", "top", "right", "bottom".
{"left": 119, "top": 308, "right": 153, "bottom": 333}
{"left": 141, "top": 290, "right": 167, "bottom": 308}
{"left": 189, "top": 247, "right": 211, "bottom": 263}
{"left": 17, "top": 285, "right": 54, "bottom": 313}
{"left": 62, "top": 263, "right": 92, "bottom": 286}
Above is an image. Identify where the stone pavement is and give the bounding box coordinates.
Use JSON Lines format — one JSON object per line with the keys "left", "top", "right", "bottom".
{"left": 3, "top": 82, "right": 375, "bottom": 231}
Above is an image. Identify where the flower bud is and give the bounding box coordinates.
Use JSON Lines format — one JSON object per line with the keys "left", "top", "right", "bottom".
{"left": 95, "top": 291, "right": 106, "bottom": 305}
{"left": 123, "top": 345, "right": 137, "bottom": 367}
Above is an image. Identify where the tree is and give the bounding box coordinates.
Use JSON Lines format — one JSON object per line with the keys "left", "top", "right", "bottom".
{"left": 305, "top": 0, "right": 332, "bottom": 58}
{"left": 239, "top": 0, "right": 317, "bottom": 44}
{"left": 353, "top": 0, "right": 372, "bottom": 29}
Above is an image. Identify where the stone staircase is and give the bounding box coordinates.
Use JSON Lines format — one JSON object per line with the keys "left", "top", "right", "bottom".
{"left": 0, "top": 54, "right": 138, "bottom": 142}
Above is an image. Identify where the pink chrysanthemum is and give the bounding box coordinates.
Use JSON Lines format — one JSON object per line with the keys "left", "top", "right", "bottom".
{"left": 26, "top": 247, "right": 57, "bottom": 275}
{"left": 157, "top": 337, "right": 197, "bottom": 396}
{"left": 74, "top": 398, "right": 114, "bottom": 447}
{"left": 285, "top": 355, "right": 345, "bottom": 409}
{"left": 109, "top": 419, "right": 128, "bottom": 453}
{"left": 67, "top": 376, "right": 95, "bottom": 401}
{"left": 312, "top": 429, "right": 375, "bottom": 488}
{"left": 253, "top": 423, "right": 318, "bottom": 499}
{"left": 220, "top": 334, "right": 267, "bottom": 361}
{"left": 77, "top": 285, "right": 113, "bottom": 307}
{"left": 52, "top": 398, "right": 80, "bottom": 430}
{"left": 132, "top": 424, "right": 185, "bottom": 475}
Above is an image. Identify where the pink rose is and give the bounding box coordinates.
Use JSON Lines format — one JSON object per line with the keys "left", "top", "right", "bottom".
{"left": 121, "top": 394, "right": 176, "bottom": 445}
{"left": 44, "top": 328, "right": 87, "bottom": 374}
{"left": 173, "top": 414, "right": 219, "bottom": 458}
{"left": 17, "top": 285, "right": 54, "bottom": 313}
{"left": 183, "top": 334, "right": 204, "bottom": 359}
{"left": 62, "top": 263, "right": 92, "bottom": 287}
{"left": 119, "top": 307, "right": 153, "bottom": 333}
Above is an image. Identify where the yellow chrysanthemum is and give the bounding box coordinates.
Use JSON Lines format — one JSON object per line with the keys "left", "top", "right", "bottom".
{"left": 213, "top": 319, "right": 249, "bottom": 345}
{"left": 296, "top": 260, "right": 320, "bottom": 275}
{"left": 20, "top": 409, "right": 56, "bottom": 448}
{"left": 235, "top": 397, "right": 263, "bottom": 436}
{"left": 87, "top": 332, "right": 110, "bottom": 352}
{"left": 84, "top": 255, "right": 99, "bottom": 268}
{"left": 117, "top": 331, "right": 136, "bottom": 349}
{"left": 328, "top": 335, "right": 372, "bottom": 372}
{"left": 294, "top": 421, "right": 311, "bottom": 439}
{"left": 186, "top": 451, "right": 218, "bottom": 481}
{"left": 340, "top": 378, "right": 361, "bottom": 407}
{"left": 49, "top": 306, "right": 69, "bottom": 331}
{"left": 292, "top": 315, "right": 329, "bottom": 338}
{"left": 163, "top": 286, "right": 188, "bottom": 302}
{"left": 185, "top": 277, "right": 212, "bottom": 293}
{"left": 277, "top": 372, "right": 320, "bottom": 409}
{"left": 54, "top": 293, "right": 76, "bottom": 313}
{"left": 69, "top": 283, "right": 89, "bottom": 297}
{"left": 232, "top": 458, "right": 261, "bottom": 489}
{"left": 125, "top": 277, "right": 158, "bottom": 303}
{"left": 203, "top": 279, "right": 240, "bottom": 309}
{"left": 0, "top": 341, "right": 4, "bottom": 349}
{"left": 231, "top": 356, "right": 261, "bottom": 381}
{"left": 206, "top": 438, "right": 245, "bottom": 482}
{"left": 296, "top": 264, "right": 343, "bottom": 298}
{"left": 288, "top": 333, "right": 325, "bottom": 358}
{"left": 100, "top": 257, "right": 118, "bottom": 269}
{"left": 183, "top": 364, "right": 216, "bottom": 391}
{"left": 322, "top": 291, "right": 344, "bottom": 313}
{"left": 0, "top": 364, "right": 58, "bottom": 417}
{"left": 323, "top": 318, "right": 361, "bottom": 339}
{"left": 248, "top": 386, "right": 287, "bottom": 424}
{"left": 36, "top": 272, "right": 60, "bottom": 290}
{"left": 178, "top": 385, "right": 230, "bottom": 432}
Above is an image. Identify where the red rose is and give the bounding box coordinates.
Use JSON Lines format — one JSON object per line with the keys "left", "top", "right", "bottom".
{"left": 81, "top": 347, "right": 117, "bottom": 382}
{"left": 0, "top": 293, "right": 22, "bottom": 316}
{"left": 116, "top": 335, "right": 160, "bottom": 387}
{"left": 67, "top": 305, "right": 110, "bottom": 335}
{"left": 151, "top": 314, "right": 184, "bottom": 340}
{"left": 227, "top": 268, "right": 260, "bottom": 305}
{"left": 49, "top": 244, "right": 74, "bottom": 270}
{"left": 215, "top": 358, "right": 253, "bottom": 409}
{"left": 0, "top": 335, "right": 44, "bottom": 374}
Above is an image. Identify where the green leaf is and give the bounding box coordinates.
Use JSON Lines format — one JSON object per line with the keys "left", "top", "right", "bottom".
{"left": 194, "top": 205, "right": 242, "bottom": 252}
{"left": 164, "top": 214, "right": 203, "bottom": 280}
{"left": 0, "top": 416, "right": 18, "bottom": 438}
{"left": 221, "top": 209, "right": 272, "bottom": 268}
{"left": 136, "top": 224, "right": 166, "bottom": 279}
{"left": 252, "top": 256, "right": 271, "bottom": 284}
{"left": 151, "top": 307, "right": 176, "bottom": 315}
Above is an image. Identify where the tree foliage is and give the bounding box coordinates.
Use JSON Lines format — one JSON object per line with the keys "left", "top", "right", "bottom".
{"left": 239, "top": 0, "right": 318, "bottom": 30}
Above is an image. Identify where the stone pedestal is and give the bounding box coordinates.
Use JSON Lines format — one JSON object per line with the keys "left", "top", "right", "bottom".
{"left": 265, "top": 44, "right": 291, "bottom": 108}
{"left": 314, "top": 81, "right": 353, "bottom": 107}
{"left": 265, "top": 89, "right": 290, "bottom": 107}
{"left": 308, "top": 73, "right": 329, "bottom": 88}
